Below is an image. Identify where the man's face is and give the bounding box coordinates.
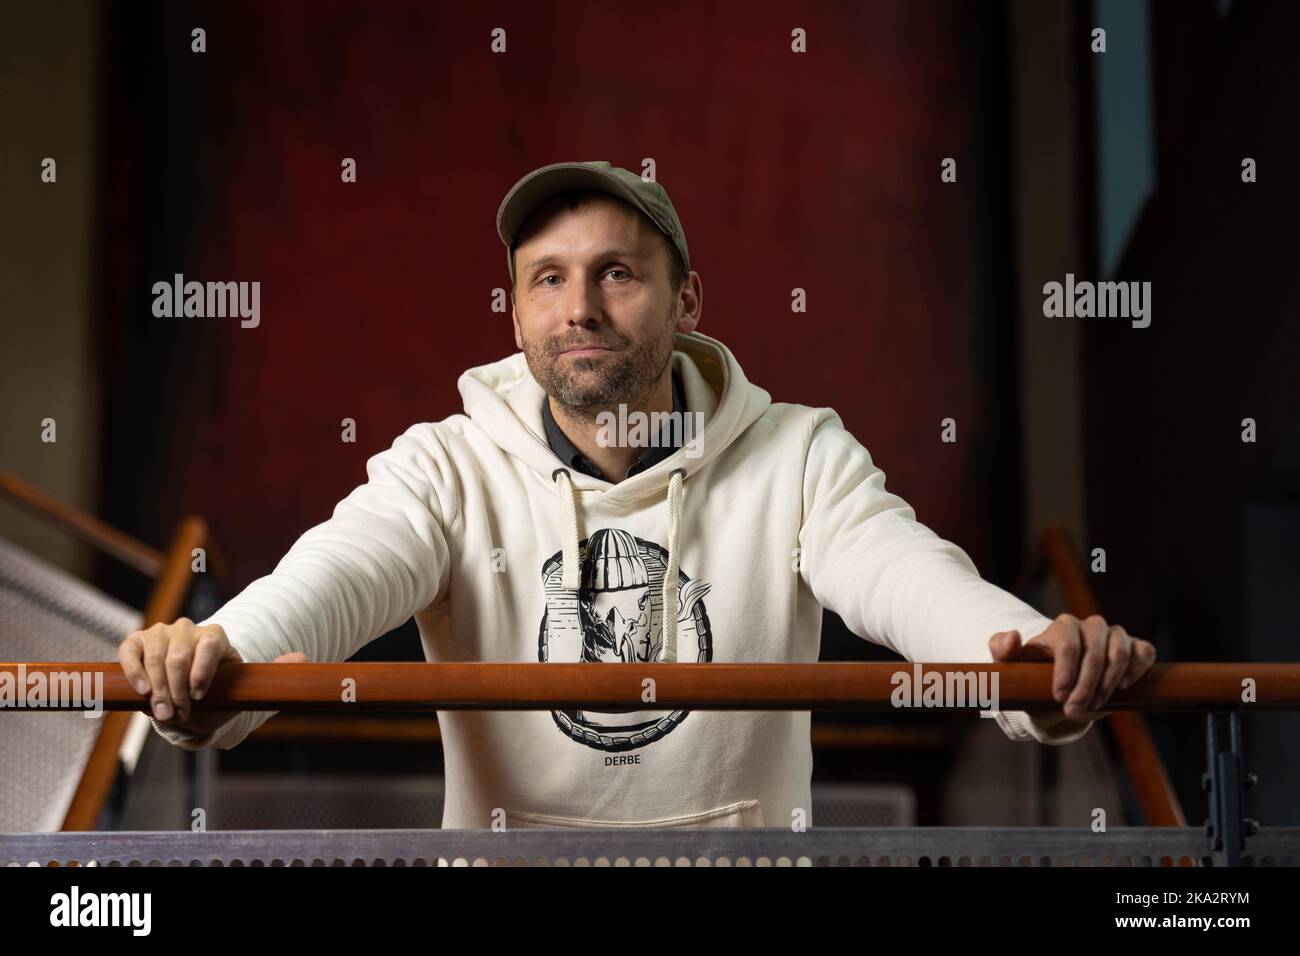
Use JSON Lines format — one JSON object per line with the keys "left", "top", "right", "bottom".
{"left": 511, "top": 193, "right": 695, "bottom": 414}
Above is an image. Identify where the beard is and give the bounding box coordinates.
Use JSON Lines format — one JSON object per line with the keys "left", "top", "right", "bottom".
{"left": 521, "top": 306, "right": 678, "bottom": 423}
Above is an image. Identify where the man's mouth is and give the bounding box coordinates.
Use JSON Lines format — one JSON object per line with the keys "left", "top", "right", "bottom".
{"left": 559, "top": 343, "right": 618, "bottom": 356}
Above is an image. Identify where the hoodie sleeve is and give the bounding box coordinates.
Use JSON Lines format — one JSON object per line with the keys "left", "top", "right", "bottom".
{"left": 150, "top": 423, "right": 456, "bottom": 751}
{"left": 797, "top": 408, "right": 1091, "bottom": 745}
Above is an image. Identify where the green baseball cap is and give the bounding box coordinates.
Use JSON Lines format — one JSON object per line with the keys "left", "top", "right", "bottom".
{"left": 496, "top": 160, "right": 690, "bottom": 285}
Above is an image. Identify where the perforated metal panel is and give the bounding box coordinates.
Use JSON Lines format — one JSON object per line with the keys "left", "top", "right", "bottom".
{"left": 3, "top": 827, "right": 1298, "bottom": 867}
{"left": 0, "top": 537, "right": 142, "bottom": 831}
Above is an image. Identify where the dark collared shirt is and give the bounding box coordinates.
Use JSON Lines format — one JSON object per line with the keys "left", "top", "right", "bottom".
{"left": 542, "top": 370, "right": 688, "bottom": 482}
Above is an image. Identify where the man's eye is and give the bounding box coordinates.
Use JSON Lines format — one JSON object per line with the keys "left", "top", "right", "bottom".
{"left": 540, "top": 275, "right": 560, "bottom": 287}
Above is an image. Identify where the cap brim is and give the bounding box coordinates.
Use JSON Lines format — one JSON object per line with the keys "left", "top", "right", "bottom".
{"left": 496, "top": 162, "right": 657, "bottom": 250}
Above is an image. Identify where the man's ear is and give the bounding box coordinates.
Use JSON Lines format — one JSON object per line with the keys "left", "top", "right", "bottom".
{"left": 511, "top": 298, "right": 523, "bottom": 350}
{"left": 675, "top": 272, "right": 702, "bottom": 334}
{"left": 681, "top": 280, "right": 702, "bottom": 335}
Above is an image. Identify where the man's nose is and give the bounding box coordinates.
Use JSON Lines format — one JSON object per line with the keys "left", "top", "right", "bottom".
{"left": 563, "top": 277, "right": 605, "bottom": 326}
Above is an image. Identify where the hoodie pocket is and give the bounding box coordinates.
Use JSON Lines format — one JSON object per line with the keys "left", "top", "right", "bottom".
{"left": 503, "top": 798, "right": 765, "bottom": 829}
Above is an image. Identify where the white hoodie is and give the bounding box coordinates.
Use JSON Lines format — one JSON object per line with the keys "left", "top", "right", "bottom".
{"left": 152, "top": 330, "right": 1090, "bottom": 828}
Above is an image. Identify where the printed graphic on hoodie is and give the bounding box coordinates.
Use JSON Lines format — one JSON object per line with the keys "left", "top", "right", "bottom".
{"left": 538, "top": 528, "right": 713, "bottom": 752}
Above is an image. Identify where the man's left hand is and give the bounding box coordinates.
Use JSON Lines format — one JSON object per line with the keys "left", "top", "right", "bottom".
{"left": 989, "top": 615, "right": 1157, "bottom": 722}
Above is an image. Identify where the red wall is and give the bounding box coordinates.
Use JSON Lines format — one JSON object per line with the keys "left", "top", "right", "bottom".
{"left": 100, "top": 0, "right": 1016, "bottom": 589}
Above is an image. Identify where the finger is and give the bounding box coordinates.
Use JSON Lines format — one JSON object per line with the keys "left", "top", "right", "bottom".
{"left": 190, "top": 627, "right": 231, "bottom": 700}
{"left": 988, "top": 630, "right": 1022, "bottom": 661}
{"left": 1089, "top": 626, "right": 1131, "bottom": 711}
{"left": 140, "top": 627, "right": 174, "bottom": 721}
{"left": 165, "top": 636, "right": 196, "bottom": 724}
{"left": 1065, "top": 615, "right": 1109, "bottom": 720}
{"left": 1120, "top": 639, "right": 1157, "bottom": 689}
{"left": 1017, "top": 637, "right": 1056, "bottom": 663}
{"left": 273, "top": 651, "right": 309, "bottom": 663}
{"left": 117, "top": 632, "right": 151, "bottom": 696}
{"left": 1047, "top": 615, "right": 1081, "bottom": 702}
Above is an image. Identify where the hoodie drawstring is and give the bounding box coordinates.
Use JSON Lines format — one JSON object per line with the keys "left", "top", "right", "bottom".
{"left": 552, "top": 469, "right": 582, "bottom": 591}
{"left": 661, "top": 468, "right": 686, "bottom": 663}
{"left": 552, "top": 466, "right": 688, "bottom": 662}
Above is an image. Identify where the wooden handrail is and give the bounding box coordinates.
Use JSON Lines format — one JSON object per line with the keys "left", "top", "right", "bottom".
{"left": 0, "top": 468, "right": 164, "bottom": 577}
{"left": 1034, "top": 524, "right": 1187, "bottom": 826}
{"left": 4, "top": 661, "right": 1297, "bottom": 712}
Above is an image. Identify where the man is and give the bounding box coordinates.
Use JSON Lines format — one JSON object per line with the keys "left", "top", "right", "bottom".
{"left": 127, "top": 160, "right": 1156, "bottom": 828}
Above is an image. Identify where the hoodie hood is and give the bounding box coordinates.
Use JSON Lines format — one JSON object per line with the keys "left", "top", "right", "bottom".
{"left": 457, "top": 330, "right": 771, "bottom": 660}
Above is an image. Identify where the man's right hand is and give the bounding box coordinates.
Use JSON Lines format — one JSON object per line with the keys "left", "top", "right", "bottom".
{"left": 117, "top": 618, "right": 305, "bottom": 737}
